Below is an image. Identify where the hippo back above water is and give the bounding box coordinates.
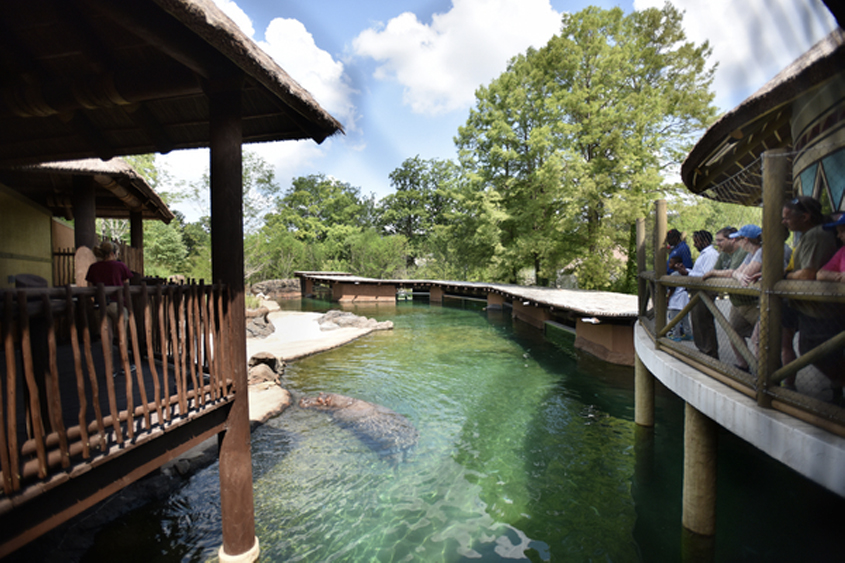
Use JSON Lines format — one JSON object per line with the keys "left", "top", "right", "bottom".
{"left": 299, "top": 392, "right": 418, "bottom": 456}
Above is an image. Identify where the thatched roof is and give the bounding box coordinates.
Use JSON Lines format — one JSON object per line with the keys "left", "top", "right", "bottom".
{"left": 681, "top": 28, "right": 845, "bottom": 200}
{"left": 0, "top": 158, "right": 174, "bottom": 223}
{"left": 0, "top": 0, "right": 343, "bottom": 167}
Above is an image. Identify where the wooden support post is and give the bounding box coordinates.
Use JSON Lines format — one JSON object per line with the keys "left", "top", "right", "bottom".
{"left": 209, "top": 81, "right": 259, "bottom": 562}
{"left": 487, "top": 292, "right": 504, "bottom": 310}
{"left": 130, "top": 211, "right": 144, "bottom": 275}
{"left": 682, "top": 403, "right": 717, "bottom": 537}
{"left": 637, "top": 218, "right": 647, "bottom": 317}
{"left": 654, "top": 200, "right": 668, "bottom": 337}
{"left": 634, "top": 354, "right": 654, "bottom": 427}
{"left": 430, "top": 286, "right": 444, "bottom": 303}
{"left": 72, "top": 176, "right": 97, "bottom": 249}
{"left": 757, "top": 148, "right": 787, "bottom": 408}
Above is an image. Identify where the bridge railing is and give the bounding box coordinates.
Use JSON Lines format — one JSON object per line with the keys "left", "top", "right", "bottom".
{"left": 638, "top": 197, "right": 845, "bottom": 436}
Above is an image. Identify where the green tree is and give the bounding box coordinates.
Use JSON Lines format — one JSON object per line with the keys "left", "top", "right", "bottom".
{"left": 144, "top": 220, "right": 188, "bottom": 277}
{"left": 265, "top": 174, "right": 375, "bottom": 251}
{"left": 345, "top": 229, "right": 409, "bottom": 279}
{"left": 182, "top": 149, "right": 281, "bottom": 234}
{"left": 456, "top": 3, "right": 717, "bottom": 289}
{"left": 380, "top": 156, "right": 457, "bottom": 265}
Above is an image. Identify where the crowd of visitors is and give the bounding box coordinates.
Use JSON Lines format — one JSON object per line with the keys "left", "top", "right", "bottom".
{"left": 663, "top": 196, "right": 844, "bottom": 400}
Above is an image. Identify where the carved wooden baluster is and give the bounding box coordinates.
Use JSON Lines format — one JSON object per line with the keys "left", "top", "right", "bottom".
{"left": 65, "top": 286, "right": 90, "bottom": 459}
{"left": 141, "top": 284, "right": 163, "bottom": 425}
{"left": 124, "top": 283, "right": 150, "bottom": 431}
{"left": 79, "top": 293, "right": 106, "bottom": 450}
{"left": 41, "top": 293, "right": 69, "bottom": 468}
{"left": 17, "top": 291, "right": 47, "bottom": 477}
{"left": 96, "top": 284, "right": 123, "bottom": 445}
{"left": 2, "top": 292, "right": 18, "bottom": 492}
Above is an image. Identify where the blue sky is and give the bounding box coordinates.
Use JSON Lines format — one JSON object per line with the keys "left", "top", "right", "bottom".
{"left": 160, "top": 0, "right": 837, "bottom": 220}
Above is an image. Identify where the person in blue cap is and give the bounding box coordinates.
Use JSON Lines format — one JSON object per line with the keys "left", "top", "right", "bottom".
{"left": 703, "top": 224, "right": 763, "bottom": 371}
{"left": 817, "top": 213, "right": 845, "bottom": 282}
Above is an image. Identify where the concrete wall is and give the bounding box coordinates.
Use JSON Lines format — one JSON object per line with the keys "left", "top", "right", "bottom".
{"left": 332, "top": 282, "right": 396, "bottom": 302}
{"left": 574, "top": 320, "right": 635, "bottom": 366}
{"left": 487, "top": 292, "right": 504, "bottom": 309}
{"left": 0, "top": 184, "right": 53, "bottom": 289}
{"left": 512, "top": 301, "right": 551, "bottom": 329}
{"left": 430, "top": 286, "right": 444, "bottom": 303}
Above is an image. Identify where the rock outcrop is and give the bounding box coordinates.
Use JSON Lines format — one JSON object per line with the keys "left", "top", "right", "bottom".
{"left": 246, "top": 306, "right": 275, "bottom": 339}
{"left": 317, "top": 309, "right": 394, "bottom": 332}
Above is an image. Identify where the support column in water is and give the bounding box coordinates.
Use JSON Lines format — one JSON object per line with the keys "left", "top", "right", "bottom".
{"left": 634, "top": 354, "right": 654, "bottom": 427}
{"left": 682, "top": 402, "right": 718, "bottom": 536}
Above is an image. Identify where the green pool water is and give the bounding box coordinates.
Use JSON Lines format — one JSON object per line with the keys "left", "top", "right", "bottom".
{"left": 83, "top": 299, "right": 844, "bottom": 562}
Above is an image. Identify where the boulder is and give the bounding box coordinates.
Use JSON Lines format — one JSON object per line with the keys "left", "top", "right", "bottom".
{"left": 248, "top": 363, "right": 279, "bottom": 385}
{"left": 249, "top": 351, "right": 285, "bottom": 376}
{"left": 317, "top": 310, "right": 393, "bottom": 332}
{"left": 246, "top": 312, "right": 275, "bottom": 339}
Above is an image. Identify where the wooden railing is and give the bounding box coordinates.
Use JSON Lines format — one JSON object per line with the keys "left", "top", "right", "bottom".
{"left": 0, "top": 281, "right": 235, "bottom": 498}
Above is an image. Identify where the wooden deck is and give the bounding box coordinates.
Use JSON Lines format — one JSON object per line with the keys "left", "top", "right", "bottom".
{"left": 0, "top": 282, "right": 235, "bottom": 556}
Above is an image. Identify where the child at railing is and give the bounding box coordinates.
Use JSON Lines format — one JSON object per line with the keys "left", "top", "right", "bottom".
{"left": 666, "top": 256, "right": 692, "bottom": 341}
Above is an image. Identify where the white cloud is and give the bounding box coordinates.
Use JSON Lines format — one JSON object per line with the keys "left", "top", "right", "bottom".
{"left": 352, "top": 0, "right": 562, "bottom": 116}
{"left": 633, "top": 0, "right": 838, "bottom": 111}
{"left": 259, "top": 18, "right": 359, "bottom": 132}
{"left": 212, "top": 0, "right": 255, "bottom": 38}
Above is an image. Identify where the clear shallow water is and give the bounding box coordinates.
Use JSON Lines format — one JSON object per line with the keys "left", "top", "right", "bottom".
{"left": 83, "top": 299, "right": 845, "bottom": 562}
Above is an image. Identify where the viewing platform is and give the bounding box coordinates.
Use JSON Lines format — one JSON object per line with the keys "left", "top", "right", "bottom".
{"left": 294, "top": 272, "right": 638, "bottom": 366}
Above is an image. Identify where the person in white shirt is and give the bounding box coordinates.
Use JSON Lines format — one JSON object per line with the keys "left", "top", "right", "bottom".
{"left": 673, "top": 230, "right": 720, "bottom": 359}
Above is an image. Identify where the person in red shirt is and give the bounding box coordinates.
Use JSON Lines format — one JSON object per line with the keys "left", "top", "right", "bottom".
{"left": 86, "top": 242, "right": 133, "bottom": 367}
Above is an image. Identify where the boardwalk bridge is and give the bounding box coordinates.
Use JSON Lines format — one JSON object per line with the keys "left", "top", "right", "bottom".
{"left": 295, "top": 272, "right": 639, "bottom": 366}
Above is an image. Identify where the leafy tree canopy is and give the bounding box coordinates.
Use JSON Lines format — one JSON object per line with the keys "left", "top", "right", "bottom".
{"left": 455, "top": 2, "right": 717, "bottom": 288}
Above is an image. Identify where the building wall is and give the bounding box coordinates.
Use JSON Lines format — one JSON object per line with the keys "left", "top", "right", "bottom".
{"left": 52, "top": 219, "right": 74, "bottom": 251}
{"left": 792, "top": 72, "right": 845, "bottom": 211}
{"left": 0, "top": 184, "right": 53, "bottom": 289}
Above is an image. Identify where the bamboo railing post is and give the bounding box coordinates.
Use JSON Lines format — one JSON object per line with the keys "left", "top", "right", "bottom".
{"left": 117, "top": 287, "right": 135, "bottom": 441}
{"left": 79, "top": 294, "right": 106, "bottom": 448}
{"left": 1, "top": 292, "right": 17, "bottom": 492}
{"left": 191, "top": 283, "right": 203, "bottom": 406}
{"left": 186, "top": 284, "right": 200, "bottom": 406}
{"left": 42, "top": 294, "right": 69, "bottom": 468}
{"left": 156, "top": 284, "right": 170, "bottom": 422}
{"left": 17, "top": 291, "right": 47, "bottom": 477}
{"left": 168, "top": 286, "right": 186, "bottom": 416}
{"left": 200, "top": 281, "right": 215, "bottom": 401}
{"left": 124, "top": 282, "right": 150, "bottom": 430}
{"left": 758, "top": 149, "right": 787, "bottom": 408}
{"left": 637, "top": 217, "right": 647, "bottom": 317}
{"left": 65, "top": 286, "right": 90, "bottom": 460}
{"left": 654, "top": 200, "right": 668, "bottom": 339}
{"left": 141, "top": 283, "right": 163, "bottom": 424}
{"left": 97, "top": 284, "right": 123, "bottom": 444}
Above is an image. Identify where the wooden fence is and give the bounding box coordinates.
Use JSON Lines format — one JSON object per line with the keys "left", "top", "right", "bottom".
{"left": 0, "top": 282, "right": 233, "bottom": 496}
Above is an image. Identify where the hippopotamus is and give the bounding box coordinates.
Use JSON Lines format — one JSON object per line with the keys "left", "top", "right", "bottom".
{"left": 299, "top": 392, "right": 418, "bottom": 457}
